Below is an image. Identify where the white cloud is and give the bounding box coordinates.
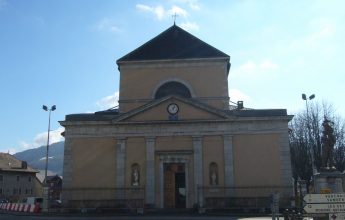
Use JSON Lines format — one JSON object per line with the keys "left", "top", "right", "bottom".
{"left": 233, "top": 60, "right": 279, "bottom": 78}
{"left": 136, "top": 4, "right": 165, "bottom": 20}
{"left": 19, "top": 127, "right": 65, "bottom": 150}
{"left": 229, "top": 88, "right": 251, "bottom": 103}
{"left": 187, "top": 0, "right": 200, "bottom": 11}
{"left": 167, "top": 6, "right": 188, "bottom": 18}
{"left": 7, "top": 148, "right": 17, "bottom": 155}
{"left": 171, "top": 0, "right": 201, "bottom": 11}
{"left": 180, "top": 21, "right": 199, "bottom": 31}
{"left": 39, "top": 156, "right": 54, "bottom": 161}
{"left": 136, "top": 4, "right": 188, "bottom": 21}
{"left": 96, "top": 91, "right": 119, "bottom": 110}
{"left": 96, "top": 18, "right": 121, "bottom": 33}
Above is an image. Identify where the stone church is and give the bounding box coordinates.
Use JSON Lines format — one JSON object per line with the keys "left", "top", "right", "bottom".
{"left": 60, "top": 25, "right": 293, "bottom": 210}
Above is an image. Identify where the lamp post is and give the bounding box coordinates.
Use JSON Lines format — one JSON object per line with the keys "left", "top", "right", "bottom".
{"left": 42, "top": 105, "right": 56, "bottom": 212}
{"left": 42, "top": 105, "right": 56, "bottom": 185}
{"left": 302, "top": 94, "right": 316, "bottom": 174}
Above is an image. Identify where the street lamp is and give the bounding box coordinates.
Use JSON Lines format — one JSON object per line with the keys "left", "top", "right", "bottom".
{"left": 301, "top": 93, "right": 316, "bottom": 174}
{"left": 42, "top": 105, "right": 56, "bottom": 185}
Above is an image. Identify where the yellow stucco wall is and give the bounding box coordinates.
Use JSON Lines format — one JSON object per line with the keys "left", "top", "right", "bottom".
{"left": 125, "top": 137, "right": 146, "bottom": 187}
{"left": 119, "top": 61, "right": 228, "bottom": 112}
{"left": 155, "top": 136, "right": 193, "bottom": 151}
{"left": 233, "top": 134, "right": 282, "bottom": 187}
{"left": 203, "top": 136, "right": 225, "bottom": 186}
{"left": 71, "top": 137, "right": 116, "bottom": 188}
{"left": 127, "top": 99, "right": 222, "bottom": 122}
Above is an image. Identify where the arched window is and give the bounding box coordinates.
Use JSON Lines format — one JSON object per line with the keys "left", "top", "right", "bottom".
{"left": 154, "top": 81, "right": 192, "bottom": 99}
{"left": 209, "top": 162, "right": 218, "bottom": 186}
{"left": 131, "top": 163, "right": 140, "bottom": 186}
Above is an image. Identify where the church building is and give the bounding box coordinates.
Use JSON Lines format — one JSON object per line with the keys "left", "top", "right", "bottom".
{"left": 60, "top": 25, "right": 293, "bottom": 210}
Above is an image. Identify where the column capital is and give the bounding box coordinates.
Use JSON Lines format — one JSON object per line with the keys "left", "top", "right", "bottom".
{"left": 145, "top": 136, "right": 156, "bottom": 142}
{"left": 116, "top": 137, "right": 127, "bottom": 142}
{"left": 192, "top": 135, "right": 203, "bottom": 142}
{"left": 223, "top": 134, "right": 233, "bottom": 138}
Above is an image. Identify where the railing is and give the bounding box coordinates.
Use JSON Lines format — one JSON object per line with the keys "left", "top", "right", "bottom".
{"left": 198, "top": 186, "right": 293, "bottom": 210}
{"left": 61, "top": 187, "right": 145, "bottom": 210}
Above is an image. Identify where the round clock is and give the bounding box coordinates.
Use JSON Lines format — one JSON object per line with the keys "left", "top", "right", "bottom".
{"left": 167, "top": 103, "right": 179, "bottom": 115}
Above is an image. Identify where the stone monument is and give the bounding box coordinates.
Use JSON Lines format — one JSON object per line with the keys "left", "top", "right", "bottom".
{"left": 314, "top": 117, "right": 344, "bottom": 193}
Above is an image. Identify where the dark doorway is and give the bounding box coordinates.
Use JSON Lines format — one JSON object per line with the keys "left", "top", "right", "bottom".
{"left": 175, "top": 172, "right": 186, "bottom": 208}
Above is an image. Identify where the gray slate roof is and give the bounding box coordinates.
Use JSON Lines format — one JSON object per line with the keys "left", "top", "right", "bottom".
{"left": 0, "top": 153, "right": 38, "bottom": 173}
{"left": 117, "top": 25, "right": 230, "bottom": 62}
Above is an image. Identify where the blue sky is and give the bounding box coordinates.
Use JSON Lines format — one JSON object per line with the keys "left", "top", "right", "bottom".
{"left": 0, "top": 0, "right": 344, "bottom": 153}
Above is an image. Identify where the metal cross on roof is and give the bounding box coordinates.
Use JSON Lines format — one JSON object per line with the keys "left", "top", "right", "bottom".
{"left": 172, "top": 13, "right": 178, "bottom": 25}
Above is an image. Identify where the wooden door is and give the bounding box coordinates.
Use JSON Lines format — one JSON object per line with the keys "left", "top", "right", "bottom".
{"left": 164, "top": 168, "right": 175, "bottom": 208}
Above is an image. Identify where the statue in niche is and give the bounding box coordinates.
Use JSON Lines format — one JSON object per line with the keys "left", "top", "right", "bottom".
{"left": 209, "top": 162, "right": 218, "bottom": 186}
{"left": 321, "top": 117, "right": 336, "bottom": 169}
{"left": 131, "top": 164, "right": 140, "bottom": 186}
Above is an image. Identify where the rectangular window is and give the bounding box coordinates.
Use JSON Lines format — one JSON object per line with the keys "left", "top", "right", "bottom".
{"left": 16, "top": 176, "right": 20, "bottom": 181}
{"left": 28, "top": 176, "right": 32, "bottom": 182}
{"left": 13, "top": 188, "right": 17, "bottom": 195}
{"left": 0, "top": 188, "right": 2, "bottom": 194}
{"left": 0, "top": 175, "right": 3, "bottom": 181}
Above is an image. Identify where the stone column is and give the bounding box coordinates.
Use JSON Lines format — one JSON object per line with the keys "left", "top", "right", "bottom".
{"left": 223, "top": 135, "right": 235, "bottom": 189}
{"left": 193, "top": 136, "right": 203, "bottom": 206}
{"left": 159, "top": 160, "right": 164, "bottom": 208}
{"left": 116, "top": 138, "right": 126, "bottom": 199}
{"left": 145, "top": 137, "right": 155, "bottom": 205}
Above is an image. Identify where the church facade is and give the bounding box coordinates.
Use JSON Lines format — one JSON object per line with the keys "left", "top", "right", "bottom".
{"left": 60, "top": 25, "right": 293, "bottom": 210}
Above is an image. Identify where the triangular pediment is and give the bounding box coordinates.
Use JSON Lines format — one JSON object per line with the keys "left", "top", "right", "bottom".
{"left": 113, "top": 96, "right": 230, "bottom": 123}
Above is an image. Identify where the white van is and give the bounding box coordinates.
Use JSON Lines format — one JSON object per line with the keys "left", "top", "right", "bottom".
{"left": 22, "top": 197, "right": 43, "bottom": 206}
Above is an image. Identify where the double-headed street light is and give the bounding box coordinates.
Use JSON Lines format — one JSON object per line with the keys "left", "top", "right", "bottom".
{"left": 302, "top": 93, "right": 316, "bottom": 174}
{"left": 42, "top": 105, "right": 56, "bottom": 185}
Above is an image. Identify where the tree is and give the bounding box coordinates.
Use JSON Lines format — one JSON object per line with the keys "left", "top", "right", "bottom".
{"left": 289, "top": 102, "right": 345, "bottom": 192}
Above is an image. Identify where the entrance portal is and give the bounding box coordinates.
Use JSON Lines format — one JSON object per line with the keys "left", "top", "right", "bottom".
{"left": 164, "top": 163, "right": 186, "bottom": 208}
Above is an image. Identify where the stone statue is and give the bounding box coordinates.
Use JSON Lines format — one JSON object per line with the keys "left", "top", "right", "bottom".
{"left": 321, "top": 117, "right": 336, "bottom": 169}
{"left": 211, "top": 171, "right": 217, "bottom": 185}
{"left": 132, "top": 167, "right": 140, "bottom": 186}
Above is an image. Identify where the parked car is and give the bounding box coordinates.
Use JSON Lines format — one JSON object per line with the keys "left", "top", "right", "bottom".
{"left": 49, "top": 199, "right": 61, "bottom": 208}
{"left": 0, "top": 199, "right": 9, "bottom": 203}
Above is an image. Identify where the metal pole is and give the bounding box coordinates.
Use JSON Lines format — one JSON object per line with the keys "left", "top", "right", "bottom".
{"left": 44, "top": 108, "right": 51, "bottom": 185}
{"left": 305, "top": 99, "right": 316, "bottom": 174}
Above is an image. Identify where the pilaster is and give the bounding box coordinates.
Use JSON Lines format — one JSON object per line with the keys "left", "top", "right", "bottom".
{"left": 193, "top": 136, "right": 203, "bottom": 206}
{"left": 145, "top": 137, "right": 155, "bottom": 205}
{"left": 223, "top": 135, "right": 234, "bottom": 188}
{"left": 116, "top": 138, "right": 126, "bottom": 198}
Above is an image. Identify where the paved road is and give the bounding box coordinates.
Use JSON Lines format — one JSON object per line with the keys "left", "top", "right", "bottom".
{"left": 0, "top": 213, "right": 288, "bottom": 220}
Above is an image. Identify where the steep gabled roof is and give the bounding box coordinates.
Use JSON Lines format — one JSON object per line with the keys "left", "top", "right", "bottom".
{"left": 117, "top": 25, "right": 230, "bottom": 62}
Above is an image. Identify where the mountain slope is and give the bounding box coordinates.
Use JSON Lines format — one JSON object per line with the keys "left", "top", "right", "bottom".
{"left": 14, "top": 141, "right": 64, "bottom": 176}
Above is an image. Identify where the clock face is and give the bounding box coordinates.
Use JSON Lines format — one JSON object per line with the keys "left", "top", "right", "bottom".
{"left": 167, "top": 103, "right": 179, "bottom": 115}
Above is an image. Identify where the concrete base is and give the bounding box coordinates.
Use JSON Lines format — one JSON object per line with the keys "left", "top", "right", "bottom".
{"left": 314, "top": 170, "right": 345, "bottom": 193}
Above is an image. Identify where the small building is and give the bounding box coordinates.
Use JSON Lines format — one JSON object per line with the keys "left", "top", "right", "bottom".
{"left": 60, "top": 25, "right": 293, "bottom": 210}
{"left": 0, "top": 153, "right": 42, "bottom": 202}
{"left": 45, "top": 175, "right": 62, "bottom": 201}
